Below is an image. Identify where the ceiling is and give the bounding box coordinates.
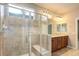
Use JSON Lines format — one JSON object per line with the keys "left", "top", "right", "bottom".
{"left": 35, "top": 3, "right": 79, "bottom": 15}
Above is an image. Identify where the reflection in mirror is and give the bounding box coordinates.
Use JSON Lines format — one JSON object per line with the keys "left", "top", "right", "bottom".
{"left": 48, "top": 24, "right": 52, "bottom": 34}
{"left": 57, "top": 23, "right": 67, "bottom": 32}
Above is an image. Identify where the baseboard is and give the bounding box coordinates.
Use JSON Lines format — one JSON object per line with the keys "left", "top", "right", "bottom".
{"left": 67, "top": 46, "right": 77, "bottom": 49}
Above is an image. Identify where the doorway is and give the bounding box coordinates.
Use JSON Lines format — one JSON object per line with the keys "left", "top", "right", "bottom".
{"left": 77, "top": 20, "right": 79, "bottom": 49}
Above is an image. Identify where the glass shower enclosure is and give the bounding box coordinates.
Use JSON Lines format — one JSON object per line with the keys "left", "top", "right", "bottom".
{"left": 0, "top": 4, "right": 51, "bottom": 56}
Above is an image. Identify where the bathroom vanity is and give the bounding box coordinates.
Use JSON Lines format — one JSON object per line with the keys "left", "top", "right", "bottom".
{"left": 51, "top": 36, "right": 68, "bottom": 52}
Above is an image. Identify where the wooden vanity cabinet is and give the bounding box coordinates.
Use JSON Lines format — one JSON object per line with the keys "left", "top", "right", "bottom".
{"left": 61, "top": 36, "right": 68, "bottom": 48}
{"left": 52, "top": 37, "right": 58, "bottom": 51}
{"left": 51, "top": 36, "right": 68, "bottom": 52}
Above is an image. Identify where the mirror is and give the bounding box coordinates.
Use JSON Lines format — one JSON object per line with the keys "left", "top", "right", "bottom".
{"left": 57, "top": 23, "right": 67, "bottom": 32}
{"left": 48, "top": 24, "right": 52, "bottom": 34}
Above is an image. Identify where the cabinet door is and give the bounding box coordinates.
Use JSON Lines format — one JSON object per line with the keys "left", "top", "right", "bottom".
{"left": 52, "top": 38, "right": 58, "bottom": 52}
{"left": 61, "top": 37, "right": 65, "bottom": 48}
{"left": 61, "top": 36, "right": 68, "bottom": 48}
{"left": 57, "top": 37, "right": 61, "bottom": 49}
{"left": 64, "top": 36, "right": 68, "bottom": 47}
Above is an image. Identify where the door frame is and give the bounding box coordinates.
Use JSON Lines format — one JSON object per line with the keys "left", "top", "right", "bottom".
{"left": 75, "top": 18, "right": 79, "bottom": 49}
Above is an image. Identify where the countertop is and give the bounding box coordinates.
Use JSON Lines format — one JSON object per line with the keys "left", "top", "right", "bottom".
{"left": 52, "top": 35, "right": 68, "bottom": 38}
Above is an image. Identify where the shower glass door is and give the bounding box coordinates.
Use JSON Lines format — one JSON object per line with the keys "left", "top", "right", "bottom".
{"left": 0, "top": 5, "right": 2, "bottom": 56}
{"left": 41, "top": 15, "right": 50, "bottom": 56}
{"left": 2, "top": 6, "right": 29, "bottom": 56}
{"left": 30, "top": 13, "right": 41, "bottom": 56}
{"left": 0, "top": 4, "right": 51, "bottom": 56}
{"left": 0, "top": 4, "right": 5, "bottom": 56}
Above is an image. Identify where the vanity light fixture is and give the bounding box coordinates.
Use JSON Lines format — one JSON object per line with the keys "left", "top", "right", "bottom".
{"left": 56, "top": 16, "right": 63, "bottom": 21}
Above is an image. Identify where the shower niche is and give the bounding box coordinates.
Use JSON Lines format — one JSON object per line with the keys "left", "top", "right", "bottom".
{"left": 0, "top": 4, "right": 51, "bottom": 56}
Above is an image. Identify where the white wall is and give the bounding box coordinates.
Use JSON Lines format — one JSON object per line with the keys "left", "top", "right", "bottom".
{"left": 62, "top": 10, "right": 79, "bottom": 49}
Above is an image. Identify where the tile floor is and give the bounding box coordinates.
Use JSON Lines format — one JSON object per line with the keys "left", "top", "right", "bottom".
{"left": 52, "top": 48, "right": 79, "bottom": 56}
